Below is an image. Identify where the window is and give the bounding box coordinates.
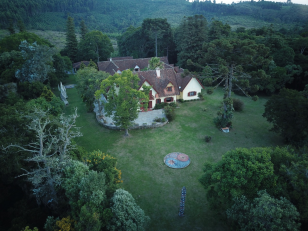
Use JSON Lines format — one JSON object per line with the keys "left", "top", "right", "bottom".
{"left": 156, "top": 99, "right": 161, "bottom": 104}
{"left": 165, "top": 97, "right": 173, "bottom": 102}
{"left": 167, "top": 87, "right": 172, "bottom": 92}
{"left": 188, "top": 91, "right": 197, "bottom": 96}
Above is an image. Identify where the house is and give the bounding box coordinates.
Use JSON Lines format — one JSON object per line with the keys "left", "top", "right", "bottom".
{"left": 96, "top": 57, "right": 204, "bottom": 109}
{"left": 72, "top": 61, "right": 90, "bottom": 73}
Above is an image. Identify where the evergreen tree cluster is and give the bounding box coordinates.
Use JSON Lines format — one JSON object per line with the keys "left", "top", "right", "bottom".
{"left": 61, "top": 16, "right": 113, "bottom": 63}
{"left": 191, "top": 1, "right": 308, "bottom": 24}
{"left": 0, "top": 0, "right": 96, "bottom": 27}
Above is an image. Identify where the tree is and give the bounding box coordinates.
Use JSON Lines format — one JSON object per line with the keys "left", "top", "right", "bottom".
{"left": 208, "top": 19, "right": 231, "bottom": 41}
{"left": 148, "top": 57, "right": 164, "bottom": 70}
{"left": 51, "top": 54, "right": 72, "bottom": 86}
{"left": 227, "top": 191, "right": 300, "bottom": 231}
{"left": 22, "top": 226, "right": 39, "bottom": 231}
{"left": 86, "top": 150, "right": 122, "bottom": 198}
{"left": 95, "top": 70, "right": 149, "bottom": 136}
{"left": 62, "top": 161, "right": 109, "bottom": 231}
{"left": 188, "top": 37, "right": 271, "bottom": 128}
{"left": 26, "top": 96, "right": 64, "bottom": 117}
{"left": 76, "top": 66, "right": 109, "bottom": 112}
{"left": 78, "top": 30, "right": 113, "bottom": 62}
{"left": 17, "top": 20, "right": 26, "bottom": 32}
{"left": 0, "top": 31, "right": 52, "bottom": 53}
{"left": 199, "top": 147, "right": 277, "bottom": 210}
{"left": 293, "top": 36, "right": 308, "bottom": 55}
{"left": 15, "top": 40, "right": 56, "bottom": 83}
{"left": 108, "top": 189, "right": 150, "bottom": 231}
{"left": 2, "top": 108, "right": 82, "bottom": 207}
{"left": 80, "top": 20, "right": 88, "bottom": 40}
{"left": 270, "top": 147, "right": 308, "bottom": 225}
{"left": 174, "top": 15, "right": 208, "bottom": 69}
{"left": 117, "top": 19, "right": 176, "bottom": 62}
{"left": 263, "top": 88, "right": 308, "bottom": 146}
{"left": 0, "top": 50, "right": 24, "bottom": 83}
{"left": 8, "top": 19, "right": 15, "bottom": 34}
{"left": 0, "top": 99, "right": 33, "bottom": 183}
{"left": 64, "top": 16, "right": 78, "bottom": 62}
{"left": 141, "top": 18, "right": 174, "bottom": 58}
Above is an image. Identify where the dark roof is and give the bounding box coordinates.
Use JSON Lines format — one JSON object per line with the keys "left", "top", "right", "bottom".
{"left": 176, "top": 73, "right": 204, "bottom": 92}
{"left": 97, "top": 56, "right": 203, "bottom": 97}
{"left": 136, "top": 68, "right": 180, "bottom": 97}
{"left": 98, "top": 56, "right": 169, "bottom": 75}
{"left": 176, "top": 73, "right": 191, "bottom": 92}
{"left": 73, "top": 61, "right": 90, "bottom": 69}
{"left": 111, "top": 56, "right": 133, "bottom": 60}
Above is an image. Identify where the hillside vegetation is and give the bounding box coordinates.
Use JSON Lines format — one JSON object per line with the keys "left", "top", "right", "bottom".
{"left": 1, "top": 0, "right": 307, "bottom": 32}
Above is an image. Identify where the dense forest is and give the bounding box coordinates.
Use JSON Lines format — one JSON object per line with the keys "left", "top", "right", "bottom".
{"left": 1, "top": 0, "right": 307, "bottom": 32}
{"left": 1, "top": 0, "right": 308, "bottom": 230}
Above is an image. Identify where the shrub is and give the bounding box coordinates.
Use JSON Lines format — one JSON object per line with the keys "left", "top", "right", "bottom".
{"left": 233, "top": 98, "right": 244, "bottom": 111}
{"left": 178, "top": 99, "right": 184, "bottom": 103}
{"left": 164, "top": 105, "right": 176, "bottom": 122}
{"left": 18, "top": 81, "right": 45, "bottom": 100}
{"left": 108, "top": 189, "right": 150, "bottom": 231}
{"left": 198, "top": 92, "right": 204, "bottom": 99}
{"left": 207, "top": 88, "right": 214, "bottom": 95}
{"left": 214, "top": 116, "right": 230, "bottom": 128}
{"left": 153, "top": 117, "right": 166, "bottom": 122}
{"left": 169, "top": 102, "right": 177, "bottom": 108}
{"left": 252, "top": 95, "right": 259, "bottom": 101}
{"left": 153, "top": 102, "right": 168, "bottom": 110}
{"left": 161, "top": 117, "right": 166, "bottom": 122}
{"left": 203, "top": 78, "right": 213, "bottom": 86}
{"left": 205, "top": 136, "right": 212, "bottom": 142}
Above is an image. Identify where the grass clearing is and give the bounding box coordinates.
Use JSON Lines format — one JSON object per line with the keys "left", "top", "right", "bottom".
{"left": 62, "top": 76, "right": 282, "bottom": 231}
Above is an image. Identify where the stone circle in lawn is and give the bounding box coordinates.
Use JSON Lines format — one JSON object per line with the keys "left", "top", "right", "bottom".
{"left": 164, "top": 152, "right": 190, "bottom": 169}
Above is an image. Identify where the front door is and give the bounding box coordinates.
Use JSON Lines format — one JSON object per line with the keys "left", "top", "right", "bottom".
{"left": 148, "top": 101, "right": 152, "bottom": 109}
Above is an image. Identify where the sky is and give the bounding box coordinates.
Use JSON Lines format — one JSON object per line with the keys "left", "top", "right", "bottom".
{"left": 188, "top": 0, "right": 307, "bottom": 5}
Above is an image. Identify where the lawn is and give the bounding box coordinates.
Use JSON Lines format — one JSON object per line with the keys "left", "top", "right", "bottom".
{"left": 61, "top": 75, "right": 282, "bottom": 231}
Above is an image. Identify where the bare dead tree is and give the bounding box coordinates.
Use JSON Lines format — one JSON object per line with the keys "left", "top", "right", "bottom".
{"left": 2, "top": 107, "right": 82, "bottom": 207}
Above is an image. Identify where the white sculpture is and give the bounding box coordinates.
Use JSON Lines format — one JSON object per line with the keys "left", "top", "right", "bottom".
{"left": 58, "top": 82, "right": 68, "bottom": 105}
{"left": 58, "top": 82, "right": 68, "bottom": 99}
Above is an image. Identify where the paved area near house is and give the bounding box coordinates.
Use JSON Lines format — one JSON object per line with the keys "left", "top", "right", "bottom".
{"left": 134, "top": 109, "right": 165, "bottom": 125}
{"left": 94, "top": 102, "right": 166, "bottom": 126}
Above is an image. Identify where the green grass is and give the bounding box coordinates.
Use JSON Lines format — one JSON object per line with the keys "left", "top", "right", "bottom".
{"left": 62, "top": 76, "right": 282, "bottom": 231}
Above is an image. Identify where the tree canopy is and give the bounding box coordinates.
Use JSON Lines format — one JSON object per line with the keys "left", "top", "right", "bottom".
{"left": 227, "top": 190, "right": 300, "bottom": 231}
{"left": 199, "top": 147, "right": 277, "bottom": 210}
{"left": 174, "top": 15, "right": 208, "bottom": 69}
{"left": 263, "top": 88, "right": 308, "bottom": 146}
{"left": 76, "top": 66, "right": 109, "bottom": 112}
{"left": 95, "top": 70, "right": 148, "bottom": 136}
{"left": 78, "top": 30, "right": 113, "bottom": 62}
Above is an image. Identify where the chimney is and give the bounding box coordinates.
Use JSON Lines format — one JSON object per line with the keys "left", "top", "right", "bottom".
{"left": 109, "top": 57, "right": 112, "bottom": 61}
{"left": 156, "top": 67, "right": 160, "bottom": 78}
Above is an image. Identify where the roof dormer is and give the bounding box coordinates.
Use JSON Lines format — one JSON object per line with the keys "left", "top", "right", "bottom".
{"left": 134, "top": 65, "right": 140, "bottom": 72}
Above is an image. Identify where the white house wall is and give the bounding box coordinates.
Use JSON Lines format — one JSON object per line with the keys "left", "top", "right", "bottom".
{"left": 159, "top": 96, "right": 177, "bottom": 103}
{"left": 139, "top": 81, "right": 158, "bottom": 108}
{"left": 182, "top": 78, "right": 202, "bottom": 100}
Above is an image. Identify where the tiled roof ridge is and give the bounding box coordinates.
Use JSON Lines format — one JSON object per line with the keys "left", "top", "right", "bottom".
{"left": 111, "top": 60, "right": 119, "bottom": 69}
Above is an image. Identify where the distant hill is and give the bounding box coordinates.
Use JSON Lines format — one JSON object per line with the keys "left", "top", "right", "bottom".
{"left": 0, "top": 0, "right": 307, "bottom": 32}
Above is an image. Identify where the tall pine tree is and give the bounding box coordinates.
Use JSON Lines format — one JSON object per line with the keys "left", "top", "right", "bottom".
{"left": 80, "top": 20, "right": 88, "bottom": 40}
{"left": 65, "top": 16, "right": 78, "bottom": 62}
{"left": 174, "top": 15, "right": 208, "bottom": 70}
{"left": 8, "top": 19, "right": 15, "bottom": 34}
{"left": 17, "top": 20, "right": 26, "bottom": 32}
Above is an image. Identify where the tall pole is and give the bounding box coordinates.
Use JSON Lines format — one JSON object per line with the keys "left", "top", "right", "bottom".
{"left": 155, "top": 32, "right": 158, "bottom": 57}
